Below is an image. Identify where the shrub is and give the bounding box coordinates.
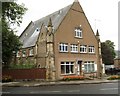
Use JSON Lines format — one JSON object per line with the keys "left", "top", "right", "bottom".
{"left": 9, "top": 63, "right": 36, "bottom": 69}
{"left": 62, "top": 75, "right": 84, "bottom": 81}
{"left": 107, "top": 75, "right": 120, "bottom": 80}
{"left": 2, "top": 75, "right": 13, "bottom": 82}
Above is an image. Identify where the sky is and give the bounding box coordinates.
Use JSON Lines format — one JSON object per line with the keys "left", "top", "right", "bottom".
{"left": 16, "top": 0, "right": 119, "bottom": 50}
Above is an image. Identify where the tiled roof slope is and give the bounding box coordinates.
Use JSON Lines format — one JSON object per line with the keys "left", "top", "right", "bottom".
{"left": 20, "top": 4, "right": 72, "bottom": 48}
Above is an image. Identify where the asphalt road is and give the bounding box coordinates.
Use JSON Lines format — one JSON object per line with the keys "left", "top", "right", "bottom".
{"left": 2, "top": 82, "right": 119, "bottom": 94}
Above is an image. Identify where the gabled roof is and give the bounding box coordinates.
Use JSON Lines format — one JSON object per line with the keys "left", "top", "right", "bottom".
{"left": 20, "top": 4, "right": 72, "bottom": 48}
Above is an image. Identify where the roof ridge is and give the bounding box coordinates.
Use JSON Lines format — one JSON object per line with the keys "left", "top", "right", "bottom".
{"left": 34, "top": 4, "right": 72, "bottom": 23}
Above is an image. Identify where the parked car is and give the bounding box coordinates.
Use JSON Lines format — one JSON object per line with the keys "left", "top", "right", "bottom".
{"left": 105, "top": 68, "right": 120, "bottom": 75}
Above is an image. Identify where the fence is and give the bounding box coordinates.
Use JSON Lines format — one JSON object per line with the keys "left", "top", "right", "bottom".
{"left": 2, "top": 68, "right": 46, "bottom": 80}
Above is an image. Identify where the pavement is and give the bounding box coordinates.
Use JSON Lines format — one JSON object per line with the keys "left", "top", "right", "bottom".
{"left": 1, "top": 77, "right": 119, "bottom": 87}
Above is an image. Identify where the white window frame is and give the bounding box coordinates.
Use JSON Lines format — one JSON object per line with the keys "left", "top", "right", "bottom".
{"left": 75, "top": 29, "right": 82, "bottom": 38}
{"left": 59, "top": 43, "right": 68, "bottom": 52}
{"left": 84, "top": 61, "right": 95, "bottom": 73}
{"left": 16, "top": 51, "right": 20, "bottom": 57}
{"left": 22, "top": 50, "right": 26, "bottom": 57}
{"left": 29, "top": 48, "right": 34, "bottom": 56}
{"left": 61, "top": 62, "right": 74, "bottom": 75}
{"left": 71, "top": 44, "right": 78, "bottom": 53}
{"left": 80, "top": 45, "right": 87, "bottom": 53}
{"left": 88, "top": 46, "right": 95, "bottom": 53}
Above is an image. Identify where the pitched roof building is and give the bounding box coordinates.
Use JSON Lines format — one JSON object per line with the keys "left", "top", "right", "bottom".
{"left": 17, "top": 0, "right": 103, "bottom": 81}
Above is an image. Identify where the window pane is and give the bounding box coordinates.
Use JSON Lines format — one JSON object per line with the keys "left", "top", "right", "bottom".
{"left": 59, "top": 45, "right": 62, "bottom": 51}
{"left": 84, "top": 64, "right": 87, "bottom": 72}
{"left": 88, "top": 64, "right": 91, "bottom": 72}
{"left": 61, "top": 65, "right": 65, "bottom": 74}
{"left": 22, "top": 50, "right": 26, "bottom": 57}
{"left": 91, "top": 64, "right": 94, "bottom": 72}
{"left": 66, "top": 62, "right": 69, "bottom": 64}
{"left": 66, "top": 65, "right": 69, "bottom": 73}
{"left": 65, "top": 46, "right": 68, "bottom": 51}
{"left": 29, "top": 49, "right": 33, "bottom": 56}
{"left": 70, "top": 65, "right": 74, "bottom": 73}
{"left": 61, "top": 62, "right": 64, "bottom": 64}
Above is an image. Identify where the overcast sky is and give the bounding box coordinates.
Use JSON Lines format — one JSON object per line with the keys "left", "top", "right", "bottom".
{"left": 16, "top": 0, "right": 119, "bottom": 50}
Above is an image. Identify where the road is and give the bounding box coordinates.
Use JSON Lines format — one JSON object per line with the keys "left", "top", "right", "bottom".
{"left": 2, "top": 82, "right": 118, "bottom": 94}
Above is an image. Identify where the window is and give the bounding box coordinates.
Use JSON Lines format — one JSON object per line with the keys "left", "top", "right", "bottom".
{"left": 61, "top": 62, "right": 74, "bottom": 74}
{"left": 88, "top": 46, "right": 95, "bottom": 53}
{"left": 59, "top": 43, "right": 68, "bottom": 52}
{"left": 29, "top": 48, "right": 34, "bottom": 56}
{"left": 71, "top": 44, "right": 78, "bottom": 53}
{"left": 16, "top": 51, "right": 20, "bottom": 57}
{"left": 80, "top": 45, "right": 87, "bottom": 53}
{"left": 75, "top": 29, "right": 82, "bottom": 38}
{"left": 22, "top": 50, "right": 26, "bottom": 57}
{"left": 84, "top": 61, "right": 95, "bottom": 73}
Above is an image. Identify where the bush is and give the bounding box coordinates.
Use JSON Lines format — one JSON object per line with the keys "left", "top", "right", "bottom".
{"left": 2, "top": 75, "right": 13, "bottom": 82}
{"left": 107, "top": 75, "right": 120, "bottom": 80}
{"left": 9, "top": 63, "right": 36, "bottom": 69}
{"left": 62, "top": 76, "right": 84, "bottom": 81}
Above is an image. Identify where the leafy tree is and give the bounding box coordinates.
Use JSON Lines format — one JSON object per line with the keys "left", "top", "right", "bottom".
{"left": 2, "top": 1, "right": 27, "bottom": 68}
{"left": 101, "top": 40, "right": 116, "bottom": 65}
{"left": 2, "top": 1, "right": 27, "bottom": 26}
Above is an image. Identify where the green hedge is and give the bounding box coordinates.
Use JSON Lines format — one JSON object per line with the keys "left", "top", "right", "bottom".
{"left": 9, "top": 63, "right": 36, "bottom": 69}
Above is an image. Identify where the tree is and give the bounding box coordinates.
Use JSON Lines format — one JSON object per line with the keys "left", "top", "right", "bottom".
{"left": 2, "top": 1, "right": 27, "bottom": 68}
{"left": 101, "top": 40, "right": 116, "bottom": 65}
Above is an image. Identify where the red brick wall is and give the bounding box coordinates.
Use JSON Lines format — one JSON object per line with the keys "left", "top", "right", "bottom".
{"left": 2, "top": 68, "right": 46, "bottom": 80}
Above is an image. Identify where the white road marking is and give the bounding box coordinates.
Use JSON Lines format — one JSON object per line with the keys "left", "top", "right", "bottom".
{"left": 1, "top": 92, "right": 10, "bottom": 94}
{"left": 24, "top": 84, "right": 29, "bottom": 87}
{"left": 67, "top": 90, "right": 80, "bottom": 92}
{"left": 30, "top": 90, "right": 61, "bottom": 94}
{"left": 30, "top": 90, "right": 80, "bottom": 94}
{"left": 51, "top": 91, "right": 61, "bottom": 92}
{"left": 105, "top": 83, "right": 116, "bottom": 84}
{"left": 100, "top": 88, "right": 118, "bottom": 90}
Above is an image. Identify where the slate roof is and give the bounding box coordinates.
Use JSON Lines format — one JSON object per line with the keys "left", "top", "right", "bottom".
{"left": 20, "top": 4, "right": 72, "bottom": 48}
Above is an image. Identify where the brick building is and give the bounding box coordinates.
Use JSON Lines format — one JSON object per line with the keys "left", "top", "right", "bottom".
{"left": 16, "top": 0, "right": 103, "bottom": 81}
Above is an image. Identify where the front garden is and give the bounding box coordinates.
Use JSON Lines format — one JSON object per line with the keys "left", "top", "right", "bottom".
{"left": 107, "top": 75, "right": 120, "bottom": 80}
{"left": 62, "top": 76, "right": 85, "bottom": 81}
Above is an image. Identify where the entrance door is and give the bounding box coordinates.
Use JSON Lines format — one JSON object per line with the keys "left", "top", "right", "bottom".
{"left": 77, "top": 60, "right": 82, "bottom": 75}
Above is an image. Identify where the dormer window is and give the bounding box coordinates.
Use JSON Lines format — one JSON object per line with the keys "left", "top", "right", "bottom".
{"left": 75, "top": 27, "right": 82, "bottom": 38}
{"left": 29, "top": 48, "right": 34, "bottom": 56}
{"left": 16, "top": 51, "right": 20, "bottom": 57}
{"left": 36, "top": 28, "right": 40, "bottom": 32}
{"left": 22, "top": 50, "right": 26, "bottom": 57}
